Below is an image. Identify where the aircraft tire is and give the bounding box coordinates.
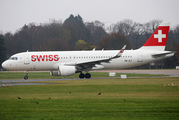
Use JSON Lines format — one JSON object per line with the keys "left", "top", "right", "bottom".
{"left": 79, "top": 73, "right": 85, "bottom": 79}
{"left": 24, "top": 76, "right": 28, "bottom": 80}
{"left": 85, "top": 73, "right": 91, "bottom": 79}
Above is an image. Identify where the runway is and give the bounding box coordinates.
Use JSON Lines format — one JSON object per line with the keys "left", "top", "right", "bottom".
{"left": 0, "top": 70, "right": 178, "bottom": 86}
{"left": 0, "top": 83, "right": 51, "bottom": 86}
{"left": 95, "top": 69, "right": 179, "bottom": 77}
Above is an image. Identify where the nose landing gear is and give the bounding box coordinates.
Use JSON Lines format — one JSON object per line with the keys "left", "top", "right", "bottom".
{"left": 24, "top": 71, "right": 28, "bottom": 80}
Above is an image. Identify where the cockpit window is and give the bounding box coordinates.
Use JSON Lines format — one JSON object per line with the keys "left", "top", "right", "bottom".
{"left": 9, "top": 57, "right": 18, "bottom": 60}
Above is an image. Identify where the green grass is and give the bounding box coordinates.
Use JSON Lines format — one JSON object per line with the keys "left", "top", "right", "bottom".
{"left": 0, "top": 77, "right": 179, "bottom": 119}
{"left": 0, "top": 71, "right": 165, "bottom": 80}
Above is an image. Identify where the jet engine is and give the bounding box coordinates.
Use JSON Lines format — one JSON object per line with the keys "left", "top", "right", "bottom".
{"left": 50, "top": 66, "right": 76, "bottom": 76}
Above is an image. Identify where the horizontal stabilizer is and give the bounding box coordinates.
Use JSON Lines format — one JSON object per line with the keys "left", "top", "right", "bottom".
{"left": 152, "top": 51, "right": 175, "bottom": 58}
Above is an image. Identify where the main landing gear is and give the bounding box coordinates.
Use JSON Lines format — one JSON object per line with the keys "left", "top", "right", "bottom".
{"left": 79, "top": 73, "right": 91, "bottom": 79}
{"left": 24, "top": 71, "right": 28, "bottom": 80}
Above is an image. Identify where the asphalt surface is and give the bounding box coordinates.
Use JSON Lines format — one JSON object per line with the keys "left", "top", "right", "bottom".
{"left": 0, "top": 70, "right": 178, "bottom": 86}
{"left": 96, "top": 69, "right": 179, "bottom": 77}
{"left": 0, "top": 78, "right": 77, "bottom": 83}
{"left": 0, "top": 83, "right": 50, "bottom": 86}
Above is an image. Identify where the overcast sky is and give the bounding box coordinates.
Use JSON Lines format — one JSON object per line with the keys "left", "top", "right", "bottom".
{"left": 0, "top": 0, "right": 179, "bottom": 33}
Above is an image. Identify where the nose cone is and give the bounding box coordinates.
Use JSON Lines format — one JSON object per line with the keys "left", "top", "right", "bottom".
{"left": 2, "top": 61, "right": 7, "bottom": 69}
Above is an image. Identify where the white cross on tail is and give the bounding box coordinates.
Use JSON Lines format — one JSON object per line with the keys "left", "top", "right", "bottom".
{"left": 154, "top": 30, "right": 166, "bottom": 43}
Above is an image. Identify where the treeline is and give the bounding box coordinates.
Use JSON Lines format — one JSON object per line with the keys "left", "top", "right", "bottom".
{"left": 0, "top": 14, "right": 179, "bottom": 69}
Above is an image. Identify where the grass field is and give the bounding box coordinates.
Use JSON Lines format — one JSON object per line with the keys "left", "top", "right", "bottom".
{"left": 0, "top": 71, "right": 165, "bottom": 80}
{"left": 0, "top": 77, "right": 179, "bottom": 120}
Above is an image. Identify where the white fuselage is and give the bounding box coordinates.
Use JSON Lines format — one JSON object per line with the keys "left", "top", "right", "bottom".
{"left": 2, "top": 49, "right": 174, "bottom": 71}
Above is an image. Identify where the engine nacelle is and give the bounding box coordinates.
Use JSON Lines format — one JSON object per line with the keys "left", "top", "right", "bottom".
{"left": 59, "top": 66, "right": 76, "bottom": 76}
{"left": 50, "top": 66, "right": 76, "bottom": 76}
{"left": 50, "top": 71, "right": 59, "bottom": 76}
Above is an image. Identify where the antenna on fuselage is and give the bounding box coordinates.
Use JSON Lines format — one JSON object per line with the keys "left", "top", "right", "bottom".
{"left": 92, "top": 48, "right": 95, "bottom": 51}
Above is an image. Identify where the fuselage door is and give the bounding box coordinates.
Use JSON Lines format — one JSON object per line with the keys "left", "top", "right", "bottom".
{"left": 137, "top": 51, "right": 143, "bottom": 62}
{"left": 24, "top": 52, "right": 30, "bottom": 64}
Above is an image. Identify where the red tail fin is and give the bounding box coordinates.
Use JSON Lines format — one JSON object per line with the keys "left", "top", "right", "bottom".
{"left": 141, "top": 22, "right": 170, "bottom": 51}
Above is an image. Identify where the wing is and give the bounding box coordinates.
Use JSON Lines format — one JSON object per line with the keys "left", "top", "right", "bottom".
{"left": 65, "top": 45, "right": 126, "bottom": 72}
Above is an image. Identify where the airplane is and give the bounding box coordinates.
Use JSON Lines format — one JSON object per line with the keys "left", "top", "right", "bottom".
{"left": 2, "top": 22, "right": 175, "bottom": 80}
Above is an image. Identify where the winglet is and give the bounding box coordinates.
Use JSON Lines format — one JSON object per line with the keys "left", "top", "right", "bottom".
{"left": 111, "top": 45, "right": 126, "bottom": 59}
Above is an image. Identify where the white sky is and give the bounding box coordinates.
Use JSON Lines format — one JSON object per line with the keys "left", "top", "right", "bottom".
{"left": 0, "top": 0, "right": 179, "bottom": 33}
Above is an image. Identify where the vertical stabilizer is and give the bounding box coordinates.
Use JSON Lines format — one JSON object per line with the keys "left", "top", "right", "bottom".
{"left": 140, "top": 22, "right": 170, "bottom": 51}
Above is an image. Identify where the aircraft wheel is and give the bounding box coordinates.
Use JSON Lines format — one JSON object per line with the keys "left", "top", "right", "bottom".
{"left": 79, "top": 73, "right": 85, "bottom": 79}
{"left": 24, "top": 76, "right": 28, "bottom": 80}
{"left": 85, "top": 73, "right": 91, "bottom": 79}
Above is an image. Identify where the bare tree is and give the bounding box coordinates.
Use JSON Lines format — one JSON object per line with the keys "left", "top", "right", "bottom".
{"left": 86, "top": 20, "right": 107, "bottom": 45}
{"left": 107, "top": 19, "right": 144, "bottom": 48}
{"left": 27, "top": 23, "right": 41, "bottom": 51}
{"left": 108, "top": 19, "right": 136, "bottom": 37}
{"left": 173, "top": 25, "right": 179, "bottom": 43}
{"left": 98, "top": 33, "right": 132, "bottom": 50}
{"left": 142, "top": 19, "right": 163, "bottom": 38}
